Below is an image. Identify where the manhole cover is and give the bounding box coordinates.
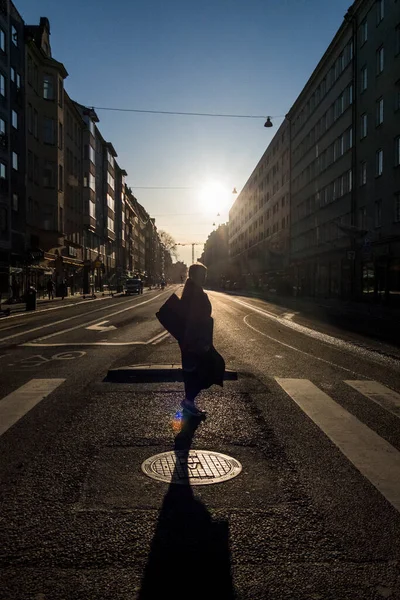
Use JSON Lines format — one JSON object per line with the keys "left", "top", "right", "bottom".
{"left": 141, "top": 450, "right": 242, "bottom": 485}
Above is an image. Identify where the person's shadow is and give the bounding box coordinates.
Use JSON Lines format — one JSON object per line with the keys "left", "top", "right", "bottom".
{"left": 138, "top": 415, "right": 235, "bottom": 600}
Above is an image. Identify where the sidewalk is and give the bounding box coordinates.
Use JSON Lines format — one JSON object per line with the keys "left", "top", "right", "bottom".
{"left": 0, "top": 290, "right": 123, "bottom": 316}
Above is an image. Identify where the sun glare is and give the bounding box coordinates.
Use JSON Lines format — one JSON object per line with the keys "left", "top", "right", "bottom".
{"left": 199, "top": 182, "right": 230, "bottom": 213}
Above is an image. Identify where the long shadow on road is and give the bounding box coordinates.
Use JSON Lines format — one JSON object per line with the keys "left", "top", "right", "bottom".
{"left": 138, "top": 415, "right": 235, "bottom": 600}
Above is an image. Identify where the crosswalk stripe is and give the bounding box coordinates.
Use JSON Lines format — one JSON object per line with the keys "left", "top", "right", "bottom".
{"left": 344, "top": 380, "right": 400, "bottom": 419}
{"left": 276, "top": 378, "right": 400, "bottom": 513}
{"left": 0, "top": 379, "right": 65, "bottom": 437}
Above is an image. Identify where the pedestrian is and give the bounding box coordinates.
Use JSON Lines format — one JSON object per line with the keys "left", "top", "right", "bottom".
{"left": 47, "top": 279, "right": 54, "bottom": 300}
{"left": 179, "top": 263, "right": 225, "bottom": 417}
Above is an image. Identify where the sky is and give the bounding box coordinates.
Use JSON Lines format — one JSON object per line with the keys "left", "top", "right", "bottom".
{"left": 17, "top": 0, "right": 351, "bottom": 265}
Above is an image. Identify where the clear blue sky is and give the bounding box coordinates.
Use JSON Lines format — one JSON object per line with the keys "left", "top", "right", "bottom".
{"left": 18, "top": 0, "right": 351, "bottom": 265}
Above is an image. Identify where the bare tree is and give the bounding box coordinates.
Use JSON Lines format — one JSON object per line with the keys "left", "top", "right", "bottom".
{"left": 159, "top": 230, "right": 178, "bottom": 259}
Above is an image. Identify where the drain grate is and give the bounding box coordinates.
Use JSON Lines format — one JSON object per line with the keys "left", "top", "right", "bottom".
{"left": 141, "top": 450, "right": 242, "bottom": 485}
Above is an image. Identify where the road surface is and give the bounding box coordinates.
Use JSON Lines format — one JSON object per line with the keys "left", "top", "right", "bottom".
{"left": 1, "top": 287, "right": 399, "bottom": 599}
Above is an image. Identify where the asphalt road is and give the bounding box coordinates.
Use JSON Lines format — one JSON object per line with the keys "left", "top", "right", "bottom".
{"left": 1, "top": 286, "right": 399, "bottom": 599}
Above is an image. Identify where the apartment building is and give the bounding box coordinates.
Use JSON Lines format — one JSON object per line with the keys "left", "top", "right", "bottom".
{"left": 355, "top": 0, "right": 400, "bottom": 301}
{"left": 288, "top": 0, "right": 399, "bottom": 301}
{"left": 25, "top": 17, "right": 68, "bottom": 294}
{"left": 288, "top": 16, "right": 355, "bottom": 298}
{"left": 62, "top": 91, "right": 84, "bottom": 293}
{"left": 114, "top": 161, "right": 127, "bottom": 289}
{"left": 0, "top": 0, "right": 25, "bottom": 295}
{"left": 229, "top": 120, "right": 290, "bottom": 289}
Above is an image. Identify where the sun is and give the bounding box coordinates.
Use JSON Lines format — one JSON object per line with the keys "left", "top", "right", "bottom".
{"left": 199, "top": 182, "right": 230, "bottom": 213}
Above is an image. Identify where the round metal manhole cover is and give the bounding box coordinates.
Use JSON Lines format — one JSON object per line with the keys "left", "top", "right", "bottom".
{"left": 141, "top": 450, "right": 242, "bottom": 485}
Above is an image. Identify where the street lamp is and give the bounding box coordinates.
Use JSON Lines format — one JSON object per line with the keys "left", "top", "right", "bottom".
{"left": 264, "top": 117, "right": 273, "bottom": 128}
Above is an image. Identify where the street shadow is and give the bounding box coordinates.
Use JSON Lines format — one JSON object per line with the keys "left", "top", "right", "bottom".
{"left": 138, "top": 414, "right": 235, "bottom": 600}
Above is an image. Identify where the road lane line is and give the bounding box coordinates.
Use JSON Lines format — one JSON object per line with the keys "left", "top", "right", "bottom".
{"left": 22, "top": 342, "right": 147, "bottom": 347}
{"left": 31, "top": 292, "right": 167, "bottom": 342}
{"left": 276, "top": 378, "right": 400, "bottom": 513}
{"left": 216, "top": 293, "right": 400, "bottom": 368}
{"left": 345, "top": 380, "right": 400, "bottom": 419}
{"left": 10, "top": 291, "right": 167, "bottom": 347}
{"left": 147, "top": 331, "right": 169, "bottom": 344}
{"left": 0, "top": 294, "right": 159, "bottom": 344}
{"left": 243, "top": 314, "right": 363, "bottom": 376}
{"left": 0, "top": 378, "right": 65, "bottom": 437}
{"left": 152, "top": 332, "right": 170, "bottom": 345}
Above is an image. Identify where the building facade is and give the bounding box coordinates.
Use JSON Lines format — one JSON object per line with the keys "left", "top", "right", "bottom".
{"left": 0, "top": 0, "right": 25, "bottom": 296}
{"left": 25, "top": 16, "right": 68, "bottom": 295}
{"left": 288, "top": 16, "right": 355, "bottom": 299}
{"left": 229, "top": 0, "right": 400, "bottom": 304}
{"left": 229, "top": 120, "right": 290, "bottom": 290}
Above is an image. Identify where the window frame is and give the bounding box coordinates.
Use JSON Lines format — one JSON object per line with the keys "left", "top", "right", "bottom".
{"left": 376, "top": 148, "right": 383, "bottom": 177}
{"left": 11, "top": 109, "right": 17, "bottom": 129}
{"left": 376, "top": 97, "right": 384, "bottom": 126}
{"left": 376, "top": 46, "right": 384, "bottom": 75}
{"left": 12, "top": 151, "right": 18, "bottom": 171}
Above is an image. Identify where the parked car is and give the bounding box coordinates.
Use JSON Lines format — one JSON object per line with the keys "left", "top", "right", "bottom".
{"left": 125, "top": 278, "right": 143, "bottom": 295}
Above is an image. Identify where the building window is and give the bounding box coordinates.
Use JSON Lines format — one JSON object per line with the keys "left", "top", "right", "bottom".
{"left": 0, "top": 29, "right": 5, "bottom": 52}
{"left": 348, "top": 127, "right": 353, "bottom": 149}
{"left": 107, "top": 216, "right": 114, "bottom": 232}
{"left": 10, "top": 67, "right": 15, "bottom": 82}
{"left": 395, "top": 193, "right": 400, "bottom": 222}
{"left": 43, "top": 74, "right": 54, "bottom": 99}
{"left": 0, "top": 117, "right": 5, "bottom": 135}
{"left": 27, "top": 104, "right": 32, "bottom": 133}
{"left": 11, "top": 110, "right": 17, "bottom": 129}
{"left": 0, "top": 73, "right": 5, "bottom": 97}
{"left": 58, "top": 122, "right": 63, "bottom": 149}
{"left": 58, "top": 164, "right": 63, "bottom": 191}
{"left": 12, "top": 152, "right": 18, "bottom": 170}
{"left": 11, "top": 25, "right": 17, "bottom": 46}
{"left": 361, "top": 19, "right": 368, "bottom": 44}
{"left": 89, "top": 200, "right": 96, "bottom": 218}
{"left": 376, "top": 97, "right": 384, "bottom": 125}
{"left": 376, "top": 46, "right": 384, "bottom": 74}
{"left": 348, "top": 169, "right": 353, "bottom": 192}
{"left": 107, "top": 172, "right": 114, "bottom": 190}
{"left": 395, "top": 136, "right": 400, "bottom": 166}
{"left": 361, "top": 65, "right": 368, "bottom": 91}
{"left": 43, "top": 118, "right": 55, "bottom": 144}
{"left": 107, "top": 193, "right": 115, "bottom": 212}
{"left": 361, "top": 113, "right": 368, "bottom": 138}
{"left": 16, "top": 72, "right": 20, "bottom": 89}
{"left": 375, "top": 200, "right": 382, "bottom": 227}
{"left": 376, "top": 149, "right": 383, "bottom": 176}
{"left": 33, "top": 109, "right": 38, "bottom": 138}
{"left": 376, "top": 0, "right": 384, "bottom": 24}
{"left": 360, "top": 161, "right": 367, "bottom": 185}
{"left": 0, "top": 161, "right": 6, "bottom": 178}
{"left": 43, "top": 161, "right": 55, "bottom": 187}
{"left": 12, "top": 193, "right": 18, "bottom": 212}
{"left": 28, "top": 150, "right": 33, "bottom": 180}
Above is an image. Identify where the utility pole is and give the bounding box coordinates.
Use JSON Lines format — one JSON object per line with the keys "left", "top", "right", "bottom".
{"left": 176, "top": 242, "right": 204, "bottom": 265}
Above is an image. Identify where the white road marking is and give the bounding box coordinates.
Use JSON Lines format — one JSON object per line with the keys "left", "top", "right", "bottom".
{"left": 345, "top": 380, "right": 400, "bottom": 419}
{"left": 152, "top": 332, "right": 170, "bottom": 345}
{"left": 147, "top": 331, "right": 169, "bottom": 344}
{"left": 20, "top": 291, "right": 167, "bottom": 345}
{"left": 0, "top": 378, "right": 65, "bottom": 437}
{"left": 0, "top": 294, "right": 159, "bottom": 344}
{"left": 243, "top": 314, "right": 363, "bottom": 376}
{"left": 217, "top": 293, "right": 400, "bottom": 369}
{"left": 276, "top": 378, "right": 400, "bottom": 513}
{"left": 86, "top": 320, "right": 117, "bottom": 332}
{"left": 22, "top": 342, "right": 147, "bottom": 347}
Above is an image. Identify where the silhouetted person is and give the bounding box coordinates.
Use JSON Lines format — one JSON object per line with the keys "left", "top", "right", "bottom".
{"left": 179, "top": 263, "right": 225, "bottom": 417}
{"left": 47, "top": 279, "right": 54, "bottom": 300}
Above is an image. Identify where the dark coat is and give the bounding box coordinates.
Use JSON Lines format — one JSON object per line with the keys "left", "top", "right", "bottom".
{"left": 156, "top": 279, "right": 225, "bottom": 397}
